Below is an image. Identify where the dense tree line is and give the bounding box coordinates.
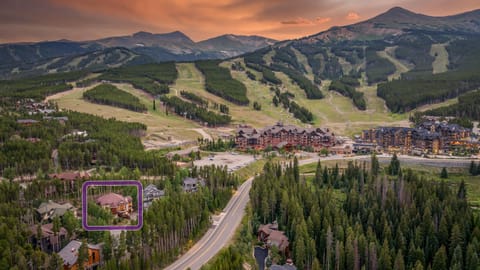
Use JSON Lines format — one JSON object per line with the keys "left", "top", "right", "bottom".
{"left": 272, "top": 47, "right": 305, "bottom": 73}
{"left": 200, "top": 246, "right": 243, "bottom": 270}
{"left": 0, "top": 70, "right": 87, "bottom": 99}
{"left": 98, "top": 165, "right": 238, "bottom": 270}
{"left": 377, "top": 37, "right": 480, "bottom": 113}
{"left": 83, "top": 84, "right": 147, "bottom": 112}
{"left": 179, "top": 90, "right": 208, "bottom": 108}
{"left": 425, "top": 90, "right": 480, "bottom": 121}
{"left": 395, "top": 34, "right": 434, "bottom": 79}
{"left": 0, "top": 111, "right": 176, "bottom": 177}
{"left": 245, "top": 62, "right": 283, "bottom": 85}
{"left": 289, "top": 101, "right": 314, "bottom": 123}
{"left": 243, "top": 49, "right": 283, "bottom": 86}
{"left": 271, "top": 88, "right": 313, "bottom": 123}
{"left": 198, "top": 138, "right": 235, "bottom": 152}
{"left": 0, "top": 181, "right": 73, "bottom": 269}
{"left": 250, "top": 158, "right": 480, "bottom": 270}
{"left": 96, "top": 63, "right": 177, "bottom": 96}
{"left": 329, "top": 77, "right": 366, "bottom": 110}
{"left": 5, "top": 161, "right": 237, "bottom": 270}
{"left": 270, "top": 64, "right": 324, "bottom": 99}
{"left": 447, "top": 38, "right": 480, "bottom": 71}
{"left": 243, "top": 47, "right": 270, "bottom": 66}
{"left": 294, "top": 43, "right": 344, "bottom": 80}
{"left": 377, "top": 70, "right": 480, "bottom": 113}
{"left": 160, "top": 95, "right": 231, "bottom": 126}
{"left": 365, "top": 48, "right": 396, "bottom": 84}
{"left": 195, "top": 60, "right": 249, "bottom": 105}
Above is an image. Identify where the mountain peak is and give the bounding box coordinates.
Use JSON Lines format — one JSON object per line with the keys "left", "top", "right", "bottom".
{"left": 370, "top": 6, "right": 423, "bottom": 22}
{"left": 385, "top": 6, "right": 414, "bottom": 15}
{"left": 132, "top": 31, "right": 153, "bottom": 38}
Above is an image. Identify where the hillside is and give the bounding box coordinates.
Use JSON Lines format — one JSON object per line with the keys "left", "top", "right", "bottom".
{"left": 0, "top": 31, "right": 275, "bottom": 79}
{"left": 240, "top": 7, "right": 480, "bottom": 114}
{"left": 0, "top": 47, "right": 153, "bottom": 80}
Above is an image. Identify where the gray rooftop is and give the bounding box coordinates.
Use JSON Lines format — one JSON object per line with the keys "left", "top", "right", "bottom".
{"left": 58, "top": 240, "right": 100, "bottom": 266}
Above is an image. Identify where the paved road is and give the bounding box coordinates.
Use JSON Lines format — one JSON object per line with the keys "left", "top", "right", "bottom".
{"left": 164, "top": 177, "right": 253, "bottom": 270}
{"left": 298, "top": 154, "right": 473, "bottom": 168}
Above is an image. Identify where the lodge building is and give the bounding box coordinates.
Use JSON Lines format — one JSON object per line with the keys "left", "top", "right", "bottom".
{"left": 235, "top": 122, "right": 336, "bottom": 151}
{"left": 361, "top": 121, "right": 471, "bottom": 154}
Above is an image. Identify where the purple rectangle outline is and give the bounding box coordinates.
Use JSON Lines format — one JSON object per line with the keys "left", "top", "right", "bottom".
{"left": 82, "top": 180, "right": 143, "bottom": 231}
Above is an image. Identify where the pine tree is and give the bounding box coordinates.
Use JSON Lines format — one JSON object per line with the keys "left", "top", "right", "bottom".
{"left": 315, "top": 161, "right": 322, "bottom": 187}
{"left": 153, "top": 99, "right": 156, "bottom": 111}
{"left": 371, "top": 153, "right": 380, "bottom": 177}
{"left": 312, "top": 258, "right": 321, "bottom": 270}
{"left": 413, "top": 261, "right": 424, "bottom": 270}
{"left": 457, "top": 180, "right": 467, "bottom": 199}
{"left": 466, "top": 243, "right": 479, "bottom": 270}
{"left": 78, "top": 239, "right": 89, "bottom": 270}
{"left": 450, "top": 245, "right": 463, "bottom": 270}
{"left": 48, "top": 253, "right": 63, "bottom": 270}
{"left": 440, "top": 167, "right": 448, "bottom": 178}
{"left": 388, "top": 153, "right": 400, "bottom": 176}
{"left": 432, "top": 246, "right": 447, "bottom": 270}
{"left": 469, "top": 161, "right": 476, "bottom": 175}
{"left": 294, "top": 157, "right": 299, "bottom": 182}
{"left": 393, "top": 250, "right": 405, "bottom": 270}
{"left": 378, "top": 239, "right": 392, "bottom": 270}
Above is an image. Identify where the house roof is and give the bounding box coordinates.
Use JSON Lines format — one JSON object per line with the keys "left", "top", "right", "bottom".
{"left": 183, "top": 177, "right": 201, "bottom": 185}
{"left": 96, "top": 193, "right": 132, "bottom": 207}
{"left": 144, "top": 184, "right": 165, "bottom": 196}
{"left": 49, "top": 171, "right": 90, "bottom": 181}
{"left": 37, "top": 201, "right": 74, "bottom": 215}
{"left": 268, "top": 230, "right": 289, "bottom": 250}
{"left": 17, "top": 119, "right": 38, "bottom": 124}
{"left": 271, "top": 265, "right": 297, "bottom": 270}
{"left": 30, "top": 223, "right": 67, "bottom": 239}
{"left": 58, "top": 240, "right": 100, "bottom": 266}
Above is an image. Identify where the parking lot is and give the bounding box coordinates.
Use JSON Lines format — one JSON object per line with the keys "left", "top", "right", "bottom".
{"left": 193, "top": 152, "right": 255, "bottom": 171}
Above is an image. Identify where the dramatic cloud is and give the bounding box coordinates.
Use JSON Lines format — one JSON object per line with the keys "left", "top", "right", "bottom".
{"left": 346, "top": 12, "right": 361, "bottom": 20}
{"left": 316, "top": 17, "right": 332, "bottom": 24}
{"left": 0, "top": 0, "right": 478, "bottom": 43}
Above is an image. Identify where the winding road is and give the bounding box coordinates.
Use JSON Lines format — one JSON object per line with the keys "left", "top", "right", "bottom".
{"left": 164, "top": 177, "right": 253, "bottom": 270}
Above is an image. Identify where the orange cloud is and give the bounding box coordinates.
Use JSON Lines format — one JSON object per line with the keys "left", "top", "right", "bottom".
{"left": 281, "top": 17, "right": 315, "bottom": 25}
{"left": 2, "top": 0, "right": 479, "bottom": 43}
{"left": 315, "top": 17, "right": 332, "bottom": 24}
{"left": 346, "top": 12, "right": 361, "bottom": 20}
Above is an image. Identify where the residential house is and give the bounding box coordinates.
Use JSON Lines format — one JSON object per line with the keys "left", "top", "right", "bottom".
{"left": 235, "top": 122, "right": 335, "bottom": 151}
{"left": 58, "top": 240, "right": 101, "bottom": 270}
{"left": 182, "top": 177, "right": 205, "bottom": 193}
{"left": 29, "top": 223, "right": 68, "bottom": 253}
{"left": 16, "top": 119, "right": 39, "bottom": 126}
{"left": 36, "top": 200, "right": 77, "bottom": 222}
{"left": 96, "top": 192, "right": 133, "bottom": 216}
{"left": 43, "top": 116, "right": 69, "bottom": 125}
{"left": 143, "top": 184, "right": 165, "bottom": 208}
{"left": 49, "top": 171, "right": 90, "bottom": 193}
{"left": 258, "top": 222, "right": 290, "bottom": 255}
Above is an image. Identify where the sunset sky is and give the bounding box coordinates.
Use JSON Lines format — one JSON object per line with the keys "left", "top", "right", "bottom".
{"left": 1, "top": 0, "right": 479, "bottom": 43}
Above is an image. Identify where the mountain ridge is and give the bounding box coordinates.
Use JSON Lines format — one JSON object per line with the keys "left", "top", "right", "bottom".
{"left": 300, "top": 6, "right": 480, "bottom": 42}
{"left": 0, "top": 31, "right": 276, "bottom": 79}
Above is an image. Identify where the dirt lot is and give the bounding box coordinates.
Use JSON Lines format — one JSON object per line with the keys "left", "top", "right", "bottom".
{"left": 193, "top": 152, "right": 255, "bottom": 171}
